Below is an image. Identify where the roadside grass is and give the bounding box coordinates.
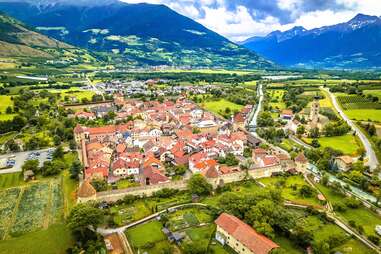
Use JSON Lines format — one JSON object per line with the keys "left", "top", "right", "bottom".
{"left": 279, "top": 138, "right": 303, "bottom": 152}
{"left": 259, "top": 176, "right": 322, "bottom": 207}
{"left": 0, "top": 173, "right": 23, "bottom": 190}
{"left": 317, "top": 184, "right": 381, "bottom": 237}
{"left": 200, "top": 99, "right": 243, "bottom": 117}
{"left": 303, "top": 135, "right": 362, "bottom": 155}
{"left": 0, "top": 223, "right": 73, "bottom": 254}
{"left": 319, "top": 89, "right": 335, "bottom": 108}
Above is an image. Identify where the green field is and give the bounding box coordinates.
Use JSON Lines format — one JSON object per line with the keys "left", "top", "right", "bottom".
{"left": 125, "top": 221, "right": 170, "bottom": 253}
{"left": 0, "top": 224, "right": 72, "bottom": 254}
{"left": 303, "top": 134, "right": 362, "bottom": 155}
{"left": 317, "top": 184, "right": 381, "bottom": 237}
{"left": 200, "top": 99, "right": 243, "bottom": 116}
{"left": 0, "top": 173, "right": 23, "bottom": 190}
{"left": 344, "top": 109, "right": 381, "bottom": 123}
{"left": 364, "top": 90, "right": 381, "bottom": 100}
{"left": 0, "top": 95, "right": 15, "bottom": 120}
{"left": 259, "top": 176, "right": 322, "bottom": 207}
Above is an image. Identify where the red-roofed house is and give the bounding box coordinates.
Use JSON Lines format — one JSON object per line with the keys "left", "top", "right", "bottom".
{"left": 75, "top": 111, "right": 96, "bottom": 120}
{"left": 295, "top": 153, "right": 308, "bottom": 172}
{"left": 215, "top": 213, "right": 279, "bottom": 254}
{"left": 258, "top": 156, "right": 280, "bottom": 167}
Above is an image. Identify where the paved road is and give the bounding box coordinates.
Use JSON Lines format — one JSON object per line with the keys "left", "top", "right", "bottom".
{"left": 323, "top": 87, "right": 379, "bottom": 170}
{"left": 289, "top": 135, "right": 313, "bottom": 149}
{"left": 249, "top": 83, "right": 264, "bottom": 137}
{"left": 0, "top": 148, "right": 53, "bottom": 174}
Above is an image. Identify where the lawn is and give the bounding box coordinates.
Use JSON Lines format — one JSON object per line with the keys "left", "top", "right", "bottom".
{"left": 0, "top": 173, "right": 23, "bottom": 190}
{"left": 200, "top": 99, "right": 243, "bottom": 116}
{"left": 0, "top": 131, "right": 17, "bottom": 145}
{"left": 111, "top": 201, "right": 152, "bottom": 226}
{"left": 0, "top": 224, "right": 73, "bottom": 254}
{"left": 303, "top": 134, "right": 362, "bottom": 155}
{"left": 185, "top": 224, "right": 215, "bottom": 252}
{"left": 363, "top": 90, "right": 381, "bottom": 100}
{"left": 116, "top": 179, "right": 140, "bottom": 189}
{"left": 62, "top": 171, "right": 77, "bottom": 216}
{"left": 259, "top": 176, "right": 322, "bottom": 207}
{"left": 125, "top": 221, "right": 170, "bottom": 253}
{"left": 274, "top": 236, "right": 304, "bottom": 254}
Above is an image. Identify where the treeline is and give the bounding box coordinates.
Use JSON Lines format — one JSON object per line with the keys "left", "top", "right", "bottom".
{"left": 94, "top": 71, "right": 261, "bottom": 84}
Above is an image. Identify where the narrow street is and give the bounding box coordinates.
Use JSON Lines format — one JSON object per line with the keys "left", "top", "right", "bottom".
{"left": 322, "top": 87, "right": 379, "bottom": 170}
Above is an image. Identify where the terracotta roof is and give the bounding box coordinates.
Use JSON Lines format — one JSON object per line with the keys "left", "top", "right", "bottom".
{"left": 281, "top": 109, "right": 293, "bottom": 115}
{"left": 262, "top": 156, "right": 279, "bottom": 166}
{"left": 295, "top": 153, "right": 308, "bottom": 163}
{"left": 204, "top": 166, "right": 219, "bottom": 178}
{"left": 116, "top": 143, "right": 126, "bottom": 154}
{"left": 77, "top": 181, "right": 96, "bottom": 198}
{"left": 337, "top": 155, "right": 353, "bottom": 164}
{"left": 74, "top": 124, "right": 83, "bottom": 134}
{"left": 215, "top": 213, "right": 279, "bottom": 254}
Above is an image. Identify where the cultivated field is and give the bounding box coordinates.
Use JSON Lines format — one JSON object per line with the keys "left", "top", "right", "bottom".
{"left": 0, "top": 179, "right": 64, "bottom": 239}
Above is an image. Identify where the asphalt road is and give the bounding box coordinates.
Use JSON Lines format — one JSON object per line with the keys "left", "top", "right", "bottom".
{"left": 0, "top": 148, "right": 53, "bottom": 174}
{"left": 323, "top": 87, "right": 379, "bottom": 170}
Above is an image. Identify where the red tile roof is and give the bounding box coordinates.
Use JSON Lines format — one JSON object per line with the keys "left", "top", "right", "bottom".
{"left": 295, "top": 153, "right": 308, "bottom": 163}
{"left": 215, "top": 213, "right": 279, "bottom": 254}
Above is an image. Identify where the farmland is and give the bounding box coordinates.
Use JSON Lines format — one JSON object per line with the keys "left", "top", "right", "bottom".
{"left": 303, "top": 135, "right": 362, "bottom": 155}
{"left": 0, "top": 95, "right": 15, "bottom": 121}
{"left": 0, "top": 179, "right": 64, "bottom": 239}
{"left": 337, "top": 95, "right": 381, "bottom": 110}
{"left": 200, "top": 99, "right": 243, "bottom": 117}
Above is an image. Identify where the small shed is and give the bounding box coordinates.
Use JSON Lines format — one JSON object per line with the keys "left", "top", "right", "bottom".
{"left": 23, "top": 170, "right": 35, "bottom": 181}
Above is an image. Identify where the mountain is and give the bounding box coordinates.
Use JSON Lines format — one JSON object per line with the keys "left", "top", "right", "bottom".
{"left": 0, "top": 0, "right": 273, "bottom": 69}
{"left": 242, "top": 14, "right": 381, "bottom": 68}
{"left": 0, "top": 12, "right": 72, "bottom": 58}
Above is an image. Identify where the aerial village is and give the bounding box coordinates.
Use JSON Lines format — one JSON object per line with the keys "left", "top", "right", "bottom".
{"left": 74, "top": 92, "right": 309, "bottom": 199}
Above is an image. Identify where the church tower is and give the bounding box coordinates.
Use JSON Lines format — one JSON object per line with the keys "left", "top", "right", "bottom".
{"left": 309, "top": 96, "right": 320, "bottom": 128}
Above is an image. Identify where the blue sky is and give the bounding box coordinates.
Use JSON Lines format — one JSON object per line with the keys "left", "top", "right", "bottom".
{"left": 121, "top": 0, "right": 381, "bottom": 41}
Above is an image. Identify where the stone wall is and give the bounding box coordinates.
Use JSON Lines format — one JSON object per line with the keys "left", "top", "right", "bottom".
{"left": 89, "top": 164, "right": 284, "bottom": 203}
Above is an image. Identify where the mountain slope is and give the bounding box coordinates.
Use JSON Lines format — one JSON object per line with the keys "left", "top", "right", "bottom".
{"left": 242, "top": 14, "right": 381, "bottom": 68}
{"left": 0, "top": 13, "right": 72, "bottom": 58}
{"left": 0, "top": 0, "right": 273, "bottom": 68}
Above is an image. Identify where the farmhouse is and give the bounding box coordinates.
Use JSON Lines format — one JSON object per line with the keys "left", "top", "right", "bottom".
{"left": 334, "top": 155, "right": 354, "bottom": 172}
{"left": 215, "top": 213, "right": 279, "bottom": 254}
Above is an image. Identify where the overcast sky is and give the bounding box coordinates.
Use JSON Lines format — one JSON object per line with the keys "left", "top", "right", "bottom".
{"left": 121, "top": 0, "right": 381, "bottom": 41}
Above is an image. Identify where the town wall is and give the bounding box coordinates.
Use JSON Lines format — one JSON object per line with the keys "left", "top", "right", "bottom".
{"left": 90, "top": 164, "right": 284, "bottom": 203}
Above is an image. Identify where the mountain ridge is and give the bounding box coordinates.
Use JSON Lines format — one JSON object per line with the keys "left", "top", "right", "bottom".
{"left": 0, "top": 0, "right": 274, "bottom": 69}
{"left": 243, "top": 13, "right": 381, "bottom": 68}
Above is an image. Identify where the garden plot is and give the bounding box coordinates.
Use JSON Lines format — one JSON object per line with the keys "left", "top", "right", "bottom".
{"left": 0, "top": 188, "right": 20, "bottom": 239}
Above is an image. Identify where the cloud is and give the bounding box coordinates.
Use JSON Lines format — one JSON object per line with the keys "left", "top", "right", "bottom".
{"left": 120, "top": 0, "right": 380, "bottom": 41}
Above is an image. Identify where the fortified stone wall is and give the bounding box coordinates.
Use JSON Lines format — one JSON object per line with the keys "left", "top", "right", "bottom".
{"left": 88, "top": 164, "right": 284, "bottom": 203}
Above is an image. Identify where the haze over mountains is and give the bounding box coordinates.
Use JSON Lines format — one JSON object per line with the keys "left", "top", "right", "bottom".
{"left": 0, "top": 0, "right": 273, "bottom": 69}
{"left": 242, "top": 14, "right": 381, "bottom": 69}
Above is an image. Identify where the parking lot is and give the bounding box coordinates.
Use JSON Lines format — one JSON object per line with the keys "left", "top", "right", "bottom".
{"left": 0, "top": 148, "right": 54, "bottom": 174}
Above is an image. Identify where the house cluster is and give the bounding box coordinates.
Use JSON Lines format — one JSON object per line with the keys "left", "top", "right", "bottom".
{"left": 74, "top": 97, "right": 268, "bottom": 186}
{"left": 234, "top": 105, "right": 254, "bottom": 127}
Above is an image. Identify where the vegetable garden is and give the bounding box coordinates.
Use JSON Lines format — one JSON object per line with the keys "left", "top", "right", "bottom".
{"left": 0, "top": 179, "right": 64, "bottom": 239}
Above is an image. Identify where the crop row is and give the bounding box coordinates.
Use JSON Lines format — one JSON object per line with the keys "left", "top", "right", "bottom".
{"left": 10, "top": 183, "right": 50, "bottom": 236}
{"left": 337, "top": 96, "right": 381, "bottom": 110}
{"left": 0, "top": 188, "right": 20, "bottom": 239}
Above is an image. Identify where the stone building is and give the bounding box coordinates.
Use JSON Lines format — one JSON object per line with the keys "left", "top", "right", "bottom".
{"left": 215, "top": 213, "right": 279, "bottom": 254}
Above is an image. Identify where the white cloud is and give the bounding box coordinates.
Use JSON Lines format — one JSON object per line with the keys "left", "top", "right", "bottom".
{"left": 120, "top": 0, "right": 381, "bottom": 41}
